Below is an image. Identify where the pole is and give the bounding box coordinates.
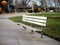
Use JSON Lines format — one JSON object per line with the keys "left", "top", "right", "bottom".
{"left": 41, "top": 26, "right": 43, "bottom": 38}
{"left": 32, "top": 1, "right": 34, "bottom": 12}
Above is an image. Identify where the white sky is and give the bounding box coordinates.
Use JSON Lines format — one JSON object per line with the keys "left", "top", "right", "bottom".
{"left": 13, "top": 0, "right": 60, "bottom": 7}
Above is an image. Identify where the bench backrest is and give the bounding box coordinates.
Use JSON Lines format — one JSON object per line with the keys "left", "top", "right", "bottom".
{"left": 22, "top": 15, "right": 47, "bottom": 26}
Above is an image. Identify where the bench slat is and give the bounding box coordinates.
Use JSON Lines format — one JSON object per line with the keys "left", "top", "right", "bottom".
{"left": 22, "top": 15, "right": 47, "bottom": 26}
{"left": 23, "top": 19, "right": 46, "bottom": 26}
{"left": 23, "top": 15, "right": 47, "bottom": 20}
{"left": 23, "top": 17, "right": 47, "bottom": 23}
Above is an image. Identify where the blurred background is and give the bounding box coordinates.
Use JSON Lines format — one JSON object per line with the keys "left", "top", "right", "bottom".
{"left": 0, "top": 0, "right": 60, "bottom": 14}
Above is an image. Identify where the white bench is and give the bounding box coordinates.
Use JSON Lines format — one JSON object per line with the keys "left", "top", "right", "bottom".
{"left": 22, "top": 15, "right": 47, "bottom": 38}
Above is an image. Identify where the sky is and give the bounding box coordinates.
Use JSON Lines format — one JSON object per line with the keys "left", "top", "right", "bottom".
{"left": 28, "top": 0, "right": 55, "bottom": 7}
{"left": 33, "top": 0, "right": 56, "bottom": 7}
{"left": 34, "top": 0, "right": 42, "bottom": 6}
{"left": 13, "top": 0, "right": 60, "bottom": 7}
{"left": 29, "top": 0, "right": 42, "bottom": 6}
{"left": 12, "top": 0, "right": 42, "bottom": 6}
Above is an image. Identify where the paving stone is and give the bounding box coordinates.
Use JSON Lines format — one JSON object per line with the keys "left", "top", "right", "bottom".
{"left": 0, "top": 13, "right": 60, "bottom": 45}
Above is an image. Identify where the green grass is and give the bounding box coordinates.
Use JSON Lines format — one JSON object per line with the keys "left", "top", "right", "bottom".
{"left": 44, "top": 17, "right": 60, "bottom": 38}
{"left": 10, "top": 16, "right": 22, "bottom": 23}
{"left": 9, "top": 13, "right": 60, "bottom": 39}
{"left": 29, "top": 13, "right": 60, "bottom": 17}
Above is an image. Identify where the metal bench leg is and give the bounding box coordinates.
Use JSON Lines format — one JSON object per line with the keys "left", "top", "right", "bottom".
{"left": 41, "top": 27, "right": 43, "bottom": 38}
{"left": 23, "top": 26, "right": 26, "bottom": 30}
{"left": 41, "top": 31, "right": 43, "bottom": 38}
{"left": 30, "top": 30, "right": 34, "bottom": 34}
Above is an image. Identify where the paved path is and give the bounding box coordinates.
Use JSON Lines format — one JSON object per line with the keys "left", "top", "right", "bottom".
{"left": 0, "top": 13, "right": 60, "bottom": 45}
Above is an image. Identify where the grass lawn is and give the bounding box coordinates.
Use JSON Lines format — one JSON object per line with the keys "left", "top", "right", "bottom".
{"left": 10, "top": 16, "right": 22, "bottom": 23}
{"left": 9, "top": 13, "right": 60, "bottom": 41}
{"left": 29, "top": 12, "right": 60, "bottom": 17}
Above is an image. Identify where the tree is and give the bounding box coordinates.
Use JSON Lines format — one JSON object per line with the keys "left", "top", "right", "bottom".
{"left": 15, "top": 0, "right": 30, "bottom": 12}
{"left": 57, "top": 0, "right": 60, "bottom": 12}
{"left": 54, "top": 0, "right": 59, "bottom": 12}
{"left": 9, "top": 0, "right": 13, "bottom": 4}
{"left": 40, "top": 0, "right": 47, "bottom": 11}
{"left": 0, "top": 0, "right": 9, "bottom": 13}
{"left": 20, "top": 0, "right": 30, "bottom": 6}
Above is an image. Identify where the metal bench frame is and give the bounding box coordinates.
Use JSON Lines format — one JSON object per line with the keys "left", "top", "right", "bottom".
{"left": 22, "top": 15, "right": 47, "bottom": 38}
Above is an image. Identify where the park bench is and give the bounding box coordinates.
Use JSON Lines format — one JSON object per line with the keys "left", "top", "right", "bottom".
{"left": 22, "top": 15, "right": 47, "bottom": 38}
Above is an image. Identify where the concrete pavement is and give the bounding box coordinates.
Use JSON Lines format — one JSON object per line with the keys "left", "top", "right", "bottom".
{"left": 0, "top": 13, "right": 60, "bottom": 45}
